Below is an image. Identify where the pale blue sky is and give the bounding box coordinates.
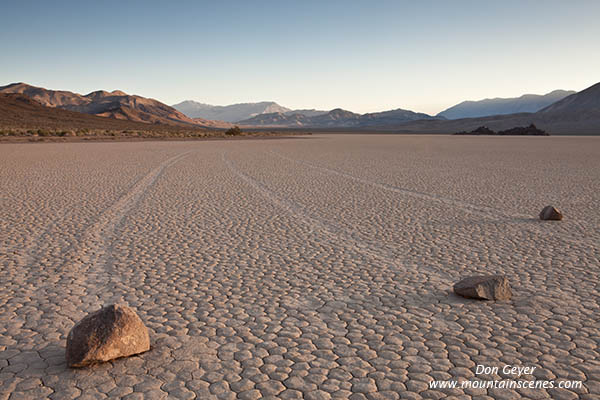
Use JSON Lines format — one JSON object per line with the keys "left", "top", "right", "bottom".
{"left": 1, "top": 1, "right": 599, "bottom": 114}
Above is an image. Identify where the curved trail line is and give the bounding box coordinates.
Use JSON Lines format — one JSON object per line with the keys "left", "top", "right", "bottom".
{"left": 57, "top": 151, "right": 192, "bottom": 304}
{"left": 222, "top": 152, "right": 439, "bottom": 290}
{"left": 224, "top": 151, "right": 589, "bottom": 309}
{"left": 238, "top": 151, "right": 596, "bottom": 284}
{"left": 268, "top": 150, "right": 532, "bottom": 219}
{"left": 267, "top": 150, "right": 598, "bottom": 250}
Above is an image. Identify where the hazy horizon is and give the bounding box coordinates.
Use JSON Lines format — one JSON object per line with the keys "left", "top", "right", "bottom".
{"left": 1, "top": 1, "right": 599, "bottom": 115}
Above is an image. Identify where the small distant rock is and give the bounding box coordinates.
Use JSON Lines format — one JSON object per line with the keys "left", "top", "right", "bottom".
{"left": 539, "top": 206, "right": 563, "bottom": 221}
{"left": 66, "top": 304, "right": 150, "bottom": 368}
{"left": 453, "top": 275, "right": 512, "bottom": 301}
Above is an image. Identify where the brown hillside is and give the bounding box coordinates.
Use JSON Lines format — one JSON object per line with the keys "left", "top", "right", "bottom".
{"left": 0, "top": 83, "right": 231, "bottom": 128}
{"left": 0, "top": 93, "right": 212, "bottom": 134}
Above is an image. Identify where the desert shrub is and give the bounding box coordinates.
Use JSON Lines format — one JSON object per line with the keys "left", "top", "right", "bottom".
{"left": 225, "top": 126, "right": 242, "bottom": 136}
{"left": 36, "top": 129, "right": 52, "bottom": 136}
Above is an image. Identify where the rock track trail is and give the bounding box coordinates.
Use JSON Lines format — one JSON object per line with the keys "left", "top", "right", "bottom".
{"left": 237, "top": 149, "right": 599, "bottom": 298}
{"left": 222, "top": 152, "right": 424, "bottom": 277}
{"left": 0, "top": 149, "right": 193, "bottom": 399}
{"left": 4, "top": 152, "right": 191, "bottom": 295}
{"left": 57, "top": 151, "right": 192, "bottom": 305}
{"left": 267, "top": 149, "right": 598, "bottom": 250}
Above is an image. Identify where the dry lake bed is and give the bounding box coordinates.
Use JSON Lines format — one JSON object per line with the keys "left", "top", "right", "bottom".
{"left": 1, "top": 134, "right": 599, "bottom": 399}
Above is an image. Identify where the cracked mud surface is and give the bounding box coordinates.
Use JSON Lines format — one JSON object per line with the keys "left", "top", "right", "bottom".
{"left": 1, "top": 134, "right": 599, "bottom": 399}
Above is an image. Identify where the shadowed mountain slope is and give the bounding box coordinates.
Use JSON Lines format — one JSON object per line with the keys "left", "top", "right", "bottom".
{"left": 437, "top": 90, "right": 575, "bottom": 119}
{"left": 538, "top": 82, "right": 600, "bottom": 118}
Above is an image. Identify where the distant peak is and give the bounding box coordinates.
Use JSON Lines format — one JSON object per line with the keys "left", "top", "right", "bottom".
{"left": 84, "top": 89, "right": 130, "bottom": 98}
{"left": 173, "top": 100, "right": 211, "bottom": 106}
{"left": 1, "top": 82, "right": 36, "bottom": 90}
{"left": 85, "top": 90, "right": 109, "bottom": 97}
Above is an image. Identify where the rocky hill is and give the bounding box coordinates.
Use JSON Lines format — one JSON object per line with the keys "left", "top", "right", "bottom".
{"left": 0, "top": 92, "right": 211, "bottom": 134}
{"left": 0, "top": 83, "right": 229, "bottom": 128}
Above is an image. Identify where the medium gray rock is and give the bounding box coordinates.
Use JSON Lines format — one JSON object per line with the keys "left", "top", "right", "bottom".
{"left": 66, "top": 304, "right": 150, "bottom": 367}
{"left": 453, "top": 275, "right": 511, "bottom": 301}
{"left": 539, "top": 206, "right": 563, "bottom": 221}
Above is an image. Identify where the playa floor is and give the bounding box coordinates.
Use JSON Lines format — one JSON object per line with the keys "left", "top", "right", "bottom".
{"left": 1, "top": 134, "right": 599, "bottom": 399}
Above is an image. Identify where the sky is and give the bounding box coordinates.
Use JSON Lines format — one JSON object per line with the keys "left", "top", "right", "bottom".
{"left": 1, "top": 1, "right": 599, "bottom": 115}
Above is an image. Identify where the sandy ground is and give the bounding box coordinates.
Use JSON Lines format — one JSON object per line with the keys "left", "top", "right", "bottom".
{"left": 1, "top": 134, "right": 599, "bottom": 399}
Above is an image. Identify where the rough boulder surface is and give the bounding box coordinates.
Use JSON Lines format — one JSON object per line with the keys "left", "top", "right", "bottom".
{"left": 539, "top": 205, "right": 563, "bottom": 221}
{"left": 453, "top": 275, "right": 512, "bottom": 301}
{"left": 66, "top": 304, "right": 150, "bottom": 367}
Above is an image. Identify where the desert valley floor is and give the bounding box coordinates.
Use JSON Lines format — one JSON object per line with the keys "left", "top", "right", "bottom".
{"left": 1, "top": 134, "right": 599, "bottom": 399}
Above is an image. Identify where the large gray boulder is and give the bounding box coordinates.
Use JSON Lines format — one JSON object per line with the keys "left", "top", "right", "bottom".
{"left": 453, "top": 275, "right": 511, "bottom": 301}
{"left": 539, "top": 206, "right": 563, "bottom": 221}
{"left": 66, "top": 304, "right": 150, "bottom": 367}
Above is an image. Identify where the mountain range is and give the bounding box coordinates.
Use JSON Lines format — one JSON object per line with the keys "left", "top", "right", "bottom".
{"left": 382, "top": 82, "right": 600, "bottom": 135}
{"left": 172, "top": 100, "right": 329, "bottom": 123}
{"left": 231, "top": 83, "right": 600, "bottom": 134}
{"left": 436, "top": 90, "right": 576, "bottom": 119}
{"left": 0, "top": 83, "right": 230, "bottom": 128}
{"left": 237, "top": 107, "right": 443, "bottom": 128}
{"left": 1, "top": 81, "right": 599, "bottom": 134}
{"left": 172, "top": 88, "right": 577, "bottom": 128}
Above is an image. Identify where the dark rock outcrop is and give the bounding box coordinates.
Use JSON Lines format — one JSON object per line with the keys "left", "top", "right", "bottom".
{"left": 454, "top": 126, "right": 495, "bottom": 135}
{"left": 497, "top": 124, "right": 548, "bottom": 135}
{"left": 454, "top": 124, "right": 548, "bottom": 136}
